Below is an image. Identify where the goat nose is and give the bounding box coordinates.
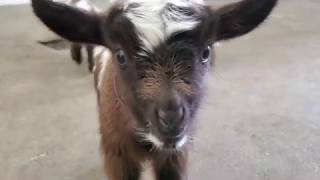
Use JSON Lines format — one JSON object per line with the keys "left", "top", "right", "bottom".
{"left": 157, "top": 106, "right": 184, "bottom": 129}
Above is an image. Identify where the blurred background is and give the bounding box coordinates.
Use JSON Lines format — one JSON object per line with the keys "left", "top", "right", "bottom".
{"left": 0, "top": 0, "right": 319, "bottom": 180}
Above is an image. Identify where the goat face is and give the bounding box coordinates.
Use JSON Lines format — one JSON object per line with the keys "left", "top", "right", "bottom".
{"left": 31, "top": 0, "right": 278, "bottom": 150}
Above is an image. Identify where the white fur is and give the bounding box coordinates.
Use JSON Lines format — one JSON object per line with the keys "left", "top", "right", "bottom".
{"left": 141, "top": 161, "right": 156, "bottom": 180}
{"left": 144, "top": 133, "right": 188, "bottom": 149}
{"left": 66, "top": 0, "right": 101, "bottom": 12}
{"left": 75, "top": 0, "right": 91, "bottom": 11}
{"left": 123, "top": 0, "right": 204, "bottom": 53}
{"left": 125, "top": 0, "right": 166, "bottom": 51}
{"left": 163, "top": 0, "right": 203, "bottom": 36}
{"left": 145, "top": 133, "right": 164, "bottom": 149}
{"left": 94, "top": 47, "right": 111, "bottom": 89}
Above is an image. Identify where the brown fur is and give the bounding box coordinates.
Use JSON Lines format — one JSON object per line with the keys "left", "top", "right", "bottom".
{"left": 137, "top": 63, "right": 195, "bottom": 100}
{"left": 138, "top": 65, "right": 165, "bottom": 100}
{"left": 95, "top": 55, "right": 188, "bottom": 179}
{"left": 31, "top": 0, "right": 278, "bottom": 179}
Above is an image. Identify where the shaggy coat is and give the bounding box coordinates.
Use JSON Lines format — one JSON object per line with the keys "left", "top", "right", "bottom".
{"left": 31, "top": 0, "right": 278, "bottom": 179}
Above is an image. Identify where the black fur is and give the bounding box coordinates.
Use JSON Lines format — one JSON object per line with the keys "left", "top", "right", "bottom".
{"left": 31, "top": 0, "right": 104, "bottom": 45}
{"left": 124, "top": 162, "right": 140, "bottom": 180}
{"left": 31, "top": 1, "right": 278, "bottom": 180}
{"left": 153, "top": 152, "right": 187, "bottom": 180}
{"left": 216, "top": 0, "right": 278, "bottom": 40}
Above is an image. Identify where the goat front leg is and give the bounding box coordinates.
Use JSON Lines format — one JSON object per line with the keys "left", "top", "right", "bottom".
{"left": 70, "top": 43, "right": 82, "bottom": 64}
{"left": 104, "top": 154, "right": 141, "bottom": 180}
{"left": 153, "top": 151, "right": 188, "bottom": 180}
{"left": 86, "top": 44, "right": 94, "bottom": 72}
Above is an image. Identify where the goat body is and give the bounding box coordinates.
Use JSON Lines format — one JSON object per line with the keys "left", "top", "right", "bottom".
{"left": 31, "top": 0, "right": 278, "bottom": 179}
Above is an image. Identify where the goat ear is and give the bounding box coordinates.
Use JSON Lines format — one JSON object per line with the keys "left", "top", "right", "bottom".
{"left": 215, "top": 0, "right": 278, "bottom": 41}
{"left": 31, "top": 0, "right": 104, "bottom": 45}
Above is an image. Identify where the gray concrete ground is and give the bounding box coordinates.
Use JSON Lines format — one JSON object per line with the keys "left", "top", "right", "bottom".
{"left": 0, "top": 0, "right": 320, "bottom": 180}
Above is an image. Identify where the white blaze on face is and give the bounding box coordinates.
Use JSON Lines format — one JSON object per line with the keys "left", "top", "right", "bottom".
{"left": 162, "top": 0, "right": 204, "bottom": 36}
{"left": 122, "top": 0, "right": 204, "bottom": 53}
{"left": 125, "top": 0, "right": 167, "bottom": 51}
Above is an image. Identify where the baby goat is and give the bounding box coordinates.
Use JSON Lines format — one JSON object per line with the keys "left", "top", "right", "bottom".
{"left": 31, "top": 0, "right": 278, "bottom": 179}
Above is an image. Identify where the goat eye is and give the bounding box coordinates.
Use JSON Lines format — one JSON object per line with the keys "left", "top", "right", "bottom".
{"left": 116, "top": 49, "right": 127, "bottom": 65}
{"left": 200, "top": 46, "right": 211, "bottom": 63}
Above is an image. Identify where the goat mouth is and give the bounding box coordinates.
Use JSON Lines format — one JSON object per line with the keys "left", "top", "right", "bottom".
{"left": 138, "top": 132, "right": 188, "bottom": 151}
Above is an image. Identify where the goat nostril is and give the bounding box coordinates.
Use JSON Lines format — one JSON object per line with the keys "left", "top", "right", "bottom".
{"left": 177, "top": 106, "right": 184, "bottom": 120}
{"left": 157, "top": 109, "right": 170, "bottom": 128}
{"left": 159, "top": 117, "right": 170, "bottom": 128}
{"left": 158, "top": 109, "right": 166, "bottom": 120}
{"left": 156, "top": 106, "right": 185, "bottom": 129}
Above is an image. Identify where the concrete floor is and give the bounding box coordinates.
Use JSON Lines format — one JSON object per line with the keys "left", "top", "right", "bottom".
{"left": 1, "top": 0, "right": 320, "bottom": 180}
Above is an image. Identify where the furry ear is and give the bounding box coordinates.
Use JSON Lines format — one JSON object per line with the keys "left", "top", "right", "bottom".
{"left": 215, "top": 0, "right": 278, "bottom": 41}
{"left": 31, "top": 0, "right": 104, "bottom": 45}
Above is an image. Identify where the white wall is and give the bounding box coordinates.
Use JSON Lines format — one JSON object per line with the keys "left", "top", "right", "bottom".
{"left": 0, "top": 0, "right": 69, "bottom": 6}
{"left": 0, "top": 0, "right": 30, "bottom": 6}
